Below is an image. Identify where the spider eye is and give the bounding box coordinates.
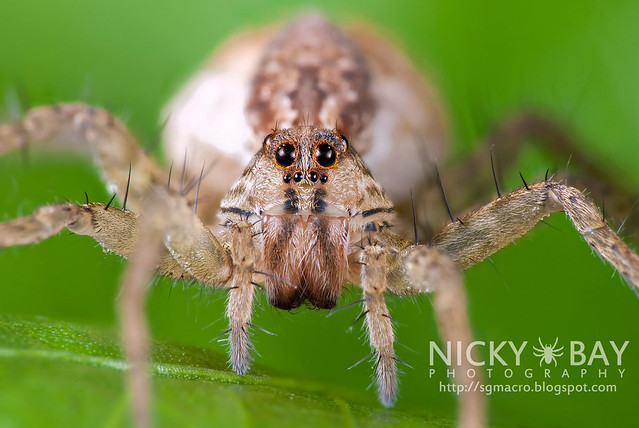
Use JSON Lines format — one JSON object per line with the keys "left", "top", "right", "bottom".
{"left": 314, "top": 143, "right": 337, "bottom": 168}
{"left": 275, "top": 143, "right": 296, "bottom": 167}
{"left": 262, "top": 133, "right": 274, "bottom": 147}
{"left": 339, "top": 133, "right": 349, "bottom": 148}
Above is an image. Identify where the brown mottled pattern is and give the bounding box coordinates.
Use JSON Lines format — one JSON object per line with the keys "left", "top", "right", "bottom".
{"left": 246, "top": 15, "right": 374, "bottom": 138}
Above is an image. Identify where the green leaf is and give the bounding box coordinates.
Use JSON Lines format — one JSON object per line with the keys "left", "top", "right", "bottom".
{"left": 0, "top": 315, "right": 450, "bottom": 427}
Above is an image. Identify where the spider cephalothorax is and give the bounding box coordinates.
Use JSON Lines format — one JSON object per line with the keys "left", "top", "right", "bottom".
{"left": 220, "top": 126, "right": 393, "bottom": 309}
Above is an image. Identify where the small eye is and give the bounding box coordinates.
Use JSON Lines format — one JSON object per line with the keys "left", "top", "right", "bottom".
{"left": 339, "top": 133, "right": 349, "bottom": 148}
{"left": 275, "top": 143, "right": 296, "bottom": 167}
{"left": 262, "top": 133, "right": 274, "bottom": 148}
{"left": 315, "top": 143, "right": 337, "bottom": 168}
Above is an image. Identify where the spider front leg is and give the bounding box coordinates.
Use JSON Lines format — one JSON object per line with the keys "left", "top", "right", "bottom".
{"left": 394, "top": 245, "right": 485, "bottom": 428}
{"left": 224, "top": 220, "right": 258, "bottom": 374}
{"left": 356, "top": 239, "right": 484, "bottom": 427}
{"left": 358, "top": 245, "right": 397, "bottom": 406}
{"left": 430, "top": 180, "right": 639, "bottom": 288}
{"left": 118, "top": 188, "right": 235, "bottom": 427}
{"left": 152, "top": 203, "right": 260, "bottom": 375}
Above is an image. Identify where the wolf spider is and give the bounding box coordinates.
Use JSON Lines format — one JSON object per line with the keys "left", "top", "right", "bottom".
{"left": 1, "top": 14, "right": 638, "bottom": 428}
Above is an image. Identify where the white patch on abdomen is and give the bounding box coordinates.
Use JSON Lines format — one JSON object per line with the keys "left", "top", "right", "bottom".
{"left": 162, "top": 71, "right": 256, "bottom": 166}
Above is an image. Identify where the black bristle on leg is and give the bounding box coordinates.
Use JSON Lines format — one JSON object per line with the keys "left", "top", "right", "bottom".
{"left": 435, "top": 165, "right": 455, "bottom": 223}
{"left": 519, "top": 171, "right": 530, "bottom": 190}
{"left": 104, "top": 193, "right": 117, "bottom": 210}
{"left": 347, "top": 352, "right": 375, "bottom": 370}
{"left": 490, "top": 146, "right": 502, "bottom": 198}
{"left": 194, "top": 163, "right": 205, "bottom": 214}
{"left": 167, "top": 161, "right": 173, "bottom": 189}
{"left": 410, "top": 189, "right": 419, "bottom": 245}
{"left": 348, "top": 310, "right": 369, "bottom": 331}
{"left": 123, "top": 162, "right": 132, "bottom": 210}
{"left": 179, "top": 151, "right": 188, "bottom": 195}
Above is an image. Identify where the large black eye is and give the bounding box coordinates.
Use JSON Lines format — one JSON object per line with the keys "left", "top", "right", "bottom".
{"left": 315, "top": 143, "right": 337, "bottom": 167}
{"left": 275, "top": 143, "right": 296, "bottom": 167}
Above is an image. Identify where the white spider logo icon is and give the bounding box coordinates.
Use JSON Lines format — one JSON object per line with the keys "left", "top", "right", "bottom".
{"left": 533, "top": 337, "right": 564, "bottom": 366}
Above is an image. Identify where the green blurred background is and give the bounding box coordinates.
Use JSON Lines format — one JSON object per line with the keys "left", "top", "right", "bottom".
{"left": 1, "top": 0, "right": 638, "bottom": 427}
